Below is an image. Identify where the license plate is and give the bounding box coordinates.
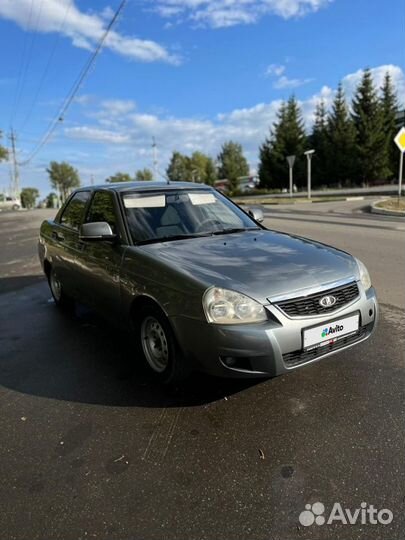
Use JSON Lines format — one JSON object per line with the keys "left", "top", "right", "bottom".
{"left": 303, "top": 313, "right": 360, "bottom": 350}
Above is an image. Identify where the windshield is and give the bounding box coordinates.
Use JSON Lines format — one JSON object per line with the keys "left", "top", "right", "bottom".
{"left": 121, "top": 189, "right": 259, "bottom": 244}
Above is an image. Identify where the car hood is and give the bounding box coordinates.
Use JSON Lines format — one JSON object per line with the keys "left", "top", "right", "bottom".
{"left": 139, "top": 230, "right": 358, "bottom": 304}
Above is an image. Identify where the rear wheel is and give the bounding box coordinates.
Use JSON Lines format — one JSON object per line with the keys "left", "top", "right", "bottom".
{"left": 137, "top": 304, "right": 191, "bottom": 384}
{"left": 48, "top": 267, "right": 73, "bottom": 309}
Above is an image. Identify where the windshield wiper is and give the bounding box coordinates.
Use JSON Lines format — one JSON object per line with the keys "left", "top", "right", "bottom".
{"left": 211, "top": 227, "right": 261, "bottom": 236}
{"left": 135, "top": 232, "right": 212, "bottom": 245}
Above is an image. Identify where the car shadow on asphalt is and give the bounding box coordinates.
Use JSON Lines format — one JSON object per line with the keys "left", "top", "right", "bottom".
{"left": 0, "top": 274, "right": 45, "bottom": 294}
{"left": 0, "top": 277, "right": 263, "bottom": 409}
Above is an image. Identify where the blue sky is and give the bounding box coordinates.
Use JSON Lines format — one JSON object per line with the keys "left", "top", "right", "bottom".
{"left": 0, "top": 0, "right": 404, "bottom": 197}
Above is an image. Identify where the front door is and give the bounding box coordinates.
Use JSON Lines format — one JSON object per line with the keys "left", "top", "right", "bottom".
{"left": 77, "top": 190, "right": 125, "bottom": 321}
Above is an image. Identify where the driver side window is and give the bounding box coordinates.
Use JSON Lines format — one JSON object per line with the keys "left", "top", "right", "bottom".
{"left": 86, "top": 191, "right": 118, "bottom": 235}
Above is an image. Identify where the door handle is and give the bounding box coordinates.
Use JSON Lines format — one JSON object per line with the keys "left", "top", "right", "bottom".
{"left": 52, "top": 231, "right": 65, "bottom": 241}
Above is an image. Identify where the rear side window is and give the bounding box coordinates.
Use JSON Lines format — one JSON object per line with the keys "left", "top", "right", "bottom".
{"left": 60, "top": 191, "right": 90, "bottom": 230}
{"left": 86, "top": 191, "right": 118, "bottom": 234}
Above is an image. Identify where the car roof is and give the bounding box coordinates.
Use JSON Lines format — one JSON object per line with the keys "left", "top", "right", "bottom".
{"left": 79, "top": 181, "right": 215, "bottom": 194}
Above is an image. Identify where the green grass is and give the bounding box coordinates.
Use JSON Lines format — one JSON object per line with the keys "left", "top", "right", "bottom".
{"left": 375, "top": 197, "right": 405, "bottom": 212}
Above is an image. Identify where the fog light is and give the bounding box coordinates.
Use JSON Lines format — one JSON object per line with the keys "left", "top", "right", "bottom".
{"left": 223, "top": 356, "right": 237, "bottom": 367}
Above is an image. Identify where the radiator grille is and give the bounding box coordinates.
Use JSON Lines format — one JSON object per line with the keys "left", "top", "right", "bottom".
{"left": 275, "top": 281, "right": 359, "bottom": 317}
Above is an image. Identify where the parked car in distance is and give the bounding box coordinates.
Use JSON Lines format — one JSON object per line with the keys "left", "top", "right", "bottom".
{"left": 0, "top": 195, "right": 21, "bottom": 211}
{"left": 38, "top": 181, "right": 378, "bottom": 383}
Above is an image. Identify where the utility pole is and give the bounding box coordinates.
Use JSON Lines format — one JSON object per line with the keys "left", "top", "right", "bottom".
{"left": 9, "top": 129, "right": 20, "bottom": 198}
{"left": 152, "top": 137, "right": 158, "bottom": 180}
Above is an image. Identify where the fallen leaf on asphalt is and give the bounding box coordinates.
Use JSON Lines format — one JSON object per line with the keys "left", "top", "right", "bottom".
{"left": 259, "top": 449, "right": 265, "bottom": 460}
{"left": 21, "top": 417, "right": 27, "bottom": 421}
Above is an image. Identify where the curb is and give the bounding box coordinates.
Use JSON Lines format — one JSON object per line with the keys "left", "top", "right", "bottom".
{"left": 235, "top": 196, "right": 364, "bottom": 206}
{"left": 370, "top": 200, "right": 405, "bottom": 217}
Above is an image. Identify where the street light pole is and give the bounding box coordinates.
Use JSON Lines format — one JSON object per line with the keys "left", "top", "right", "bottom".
{"left": 304, "top": 149, "right": 315, "bottom": 200}
{"left": 286, "top": 155, "right": 296, "bottom": 198}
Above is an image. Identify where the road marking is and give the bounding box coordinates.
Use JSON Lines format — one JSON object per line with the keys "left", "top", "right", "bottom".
{"left": 142, "top": 407, "right": 183, "bottom": 465}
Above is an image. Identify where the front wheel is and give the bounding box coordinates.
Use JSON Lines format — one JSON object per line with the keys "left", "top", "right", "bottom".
{"left": 48, "top": 267, "right": 73, "bottom": 309}
{"left": 137, "top": 305, "right": 191, "bottom": 384}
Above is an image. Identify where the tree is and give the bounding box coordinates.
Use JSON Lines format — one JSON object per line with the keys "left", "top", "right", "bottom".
{"left": 217, "top": 141, "right": 249, "bottom": 192}
{"left": 326, "top": 84, "right": 357, "bottom": 186}
{"left": 380, "top": 72, "right": 399, "bottom": 179}
{"left": 351, "top": 68, "right": 387, "bottom": 184}
{"left": 166, "top": 151, "right": 191, "bottom": 182}
{"left": 204, "top": 156, "right": 218, "bottom": 186}
{"left": 20, "top": 187, "right": 39, "bottom": 209}
{"left": 105, "top": 172, "right": 132, "bottom": 183}
{"left": 166, "top": 150, "right": 217, "bottom": 184}
{"left": 135, "top": 168, "right": 153, "bottom": 181}
{"left": 259, "top": 97, "right": 307, "bottom": 189}
{"left": 46, "top": 192, "right": 58, "bottom": 208}
{"left": 309, "top": 100, "right": 329, "bottom": 187}
{"left": 0, "top": 131, "right": 8, "bottom": 162}
{"left": 189, "top": 151, "right": 217, "bottom": 185}
{"left": 47, "top": 161, "right": 80, "bottom": 202}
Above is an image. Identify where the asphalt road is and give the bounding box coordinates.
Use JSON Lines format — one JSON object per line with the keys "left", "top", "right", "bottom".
{"left": 0, "top": 205, "right": 404, "bottom": 540}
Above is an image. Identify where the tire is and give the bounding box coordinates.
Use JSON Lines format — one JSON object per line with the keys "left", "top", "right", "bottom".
{"left": 12, "top": 204, "right": 20, "bottom": 211}
{"left": 136, "top": 304, "right": 191, "bottom": 384}
{"left": 48, "top": 267, "right": 73, "bottom": 310}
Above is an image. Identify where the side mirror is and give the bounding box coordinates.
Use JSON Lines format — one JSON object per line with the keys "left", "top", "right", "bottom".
{"left": 247, "top": 207, "right": 264, "bottom": 223}
{"left": 79, "top": 222, "right": 116, "bottom": 241}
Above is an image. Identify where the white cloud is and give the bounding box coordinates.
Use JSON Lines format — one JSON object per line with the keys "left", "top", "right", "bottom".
{"left": 265, "top": 64, "right": 313, "bottom": 89}
{"left": 0, "top": 0, "right": 180, "bottom": 64}
{"left": 342, "top": 64, "right": 405, "bottom": 105}
{"left": 153, "top": 0, "right": 332, "bottom": 28}
{"left": 100, "top": 99, "right": 136, "bottom": 116}
{"left": 265, "top": 64, "right": 286, "bottom": 77}
{"left": 65, "top": 126, "right": 130, "bottom": 144}
{"left": 273, "top": 75, "right": 313, "bottom": 89}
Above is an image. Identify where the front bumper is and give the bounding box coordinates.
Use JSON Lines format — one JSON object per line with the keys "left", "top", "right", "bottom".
{"left": 170, "top": 284, "right": 378, "bottom": 378}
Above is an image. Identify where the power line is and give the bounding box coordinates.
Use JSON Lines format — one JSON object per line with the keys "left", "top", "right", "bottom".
{"left": 18, "top": 1, "right": 72, "bottom": 133}
{"left": 18, "top": 0, "right": 127, "bottom": 167}
{"left": 10, "top": 0, "right": 35, "bottom": 126}
{"left": 14, "top": 0, "right": 45, "bottom": 127}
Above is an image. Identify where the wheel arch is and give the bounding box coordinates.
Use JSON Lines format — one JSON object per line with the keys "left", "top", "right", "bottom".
{"left": 43, "top": 259, "right": 51, "bottom": 278}
{"left": 130, "top": 294, "right": 169, "bottom": 325}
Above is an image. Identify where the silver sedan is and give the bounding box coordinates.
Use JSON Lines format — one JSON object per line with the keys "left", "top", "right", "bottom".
{"left": 39, "top": 182, "right": 378, "bottom": 383}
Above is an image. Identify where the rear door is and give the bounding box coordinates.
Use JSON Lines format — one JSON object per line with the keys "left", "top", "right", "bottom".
{"left": 52, "top": 190, "right": 91, "bottom": 298}
{"left": 76, "top": 190, "right": 126, "bottom": 320}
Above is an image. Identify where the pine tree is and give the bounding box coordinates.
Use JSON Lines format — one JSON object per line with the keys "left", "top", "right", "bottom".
{"left": 309, "top": 100, "right": 328, "bottom": 187}
{"left": 258, "top": 102, "right": 287, "bottom": 189}
{"left": 380, "top": 72, "right": 399, "bottom": 179}
{"left": 326, "top": 84, "right": 357, "bottom": 186}
{"left": 258, "top": 97, "right": 307, "bottom": 189}
{"left": 351, "top": 68, "right": 387, "bottom": 184}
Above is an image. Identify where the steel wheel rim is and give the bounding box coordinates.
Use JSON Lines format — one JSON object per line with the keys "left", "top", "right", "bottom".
{"left": 141, "top": 316, "right": 169, "bottom": 373}
{"left": 50, "top": 271, "right": 62, "bottom": 302}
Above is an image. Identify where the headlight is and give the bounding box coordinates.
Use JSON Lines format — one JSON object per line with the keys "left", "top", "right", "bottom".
{"left": 203, "top": 287, "right": 267, "bottom": 324}
{"left": 355, "top": 258, "right": 371, "bottom": 290}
